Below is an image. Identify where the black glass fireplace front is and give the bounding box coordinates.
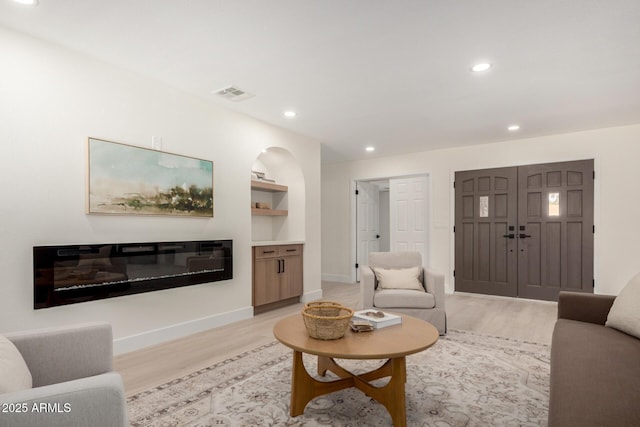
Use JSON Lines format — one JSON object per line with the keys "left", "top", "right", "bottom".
{"left": 33, "top": 240, "right": 232, "bottom": 309}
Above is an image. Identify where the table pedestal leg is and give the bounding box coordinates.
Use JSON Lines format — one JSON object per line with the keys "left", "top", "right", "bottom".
{"left": 290, "top": 350, "right": 353, "bottom": 416}
{"left": 288, "top": 351, "right": 407, "bottom": 427}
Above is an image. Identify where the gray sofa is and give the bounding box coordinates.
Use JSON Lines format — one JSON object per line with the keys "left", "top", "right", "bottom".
{"left": 0, "top": 322, "right": 128, "bottom": 427}
{"left": 548, "top": 292, "right": 640, "bottom": 426}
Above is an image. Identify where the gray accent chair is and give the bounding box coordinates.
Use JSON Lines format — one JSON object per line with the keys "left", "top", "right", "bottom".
{"left": 360, "top": 251, "right": 447, "bottom": 334}
{"left": 0, "top": 322, "right": 128, "bottom": 427}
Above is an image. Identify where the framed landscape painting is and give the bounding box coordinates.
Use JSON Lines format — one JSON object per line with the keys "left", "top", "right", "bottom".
{"left": 87, "top": 138, "right": 213, "bottom": 217}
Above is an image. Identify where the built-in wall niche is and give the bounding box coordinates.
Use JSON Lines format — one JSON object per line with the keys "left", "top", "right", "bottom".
{"left": 251, "top": 147, "right": 305, "bottom": 242}
{"left": 251, "top": 180, "right": 288, "bottom": 216}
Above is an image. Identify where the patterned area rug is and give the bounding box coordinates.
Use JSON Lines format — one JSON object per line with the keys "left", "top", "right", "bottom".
{"left": 127, "top": 329, "right": 550, "bottom": 426}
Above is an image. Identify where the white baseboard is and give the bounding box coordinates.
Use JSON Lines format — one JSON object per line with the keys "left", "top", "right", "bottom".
{"left": 322, "top": 273, "right": 352, "bottom": 283}
{"left": 113, "top": 306, "right": 254, "bottom": 355}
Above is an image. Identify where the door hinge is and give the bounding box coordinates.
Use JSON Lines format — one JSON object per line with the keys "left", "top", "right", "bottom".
{"left": 355, "top": 189, "right": 359, "bottom": 195}
{"left": 593, "top": 225, "right": 595, "bottom": 233}
{"left": 453, "top": 226, "right": 455, "bottom": 233}
{"left": 355, "top": 263, "right": 359, "bottom": 269}
{"left": 453, "top": 270, "right": 456, "bottom": 277}
{"left": 453, "top": 181, "right": 456, "bottom": 188}
{"left": 593, "top": 279, "right": 595, "bottom": 288}
{"left": 593, "top": 170, "right": 595, "bottom": 179}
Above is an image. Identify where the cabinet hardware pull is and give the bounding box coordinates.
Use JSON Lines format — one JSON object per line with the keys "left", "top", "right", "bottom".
{"left": 263, "top": 250, "right": 275, "bottom": 254}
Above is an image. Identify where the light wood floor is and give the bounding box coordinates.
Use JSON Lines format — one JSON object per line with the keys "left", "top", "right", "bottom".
{"left": 114, "top": 282, "right": 557, "bottom": 396}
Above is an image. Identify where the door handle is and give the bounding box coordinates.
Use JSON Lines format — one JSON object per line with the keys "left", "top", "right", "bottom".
{"left": 281, "top": 259, "right": 285, "bottom": 273}
{"left": 519, "top": 234, "right": 532, "bottom": 239}
{"left": 502, "top": 234, "right": 515, "bottom": 239}
{"left": 277, "top": 259, "right": 282, "bottom": 273}
{"left": 376, "top": 234, "right": 380, "bottom": 239}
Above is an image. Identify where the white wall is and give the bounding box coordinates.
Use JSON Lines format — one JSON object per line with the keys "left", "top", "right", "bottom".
{"left": 0, "top": 26, "right": 322, "bottom": 353}
{"left": 322, "top": 124, "right": 640, "bottom": 296}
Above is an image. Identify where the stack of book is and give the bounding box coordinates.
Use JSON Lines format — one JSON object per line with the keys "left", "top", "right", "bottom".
{"left": 352, "top": 310, "right": 402, "bottom": 329}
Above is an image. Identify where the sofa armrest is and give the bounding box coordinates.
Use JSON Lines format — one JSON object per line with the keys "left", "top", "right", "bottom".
{"left": 0, "top": 372, "right": 128, "bottom": 427}
{"left": 424, "top": 269, "right": 445, "bottom": 309}
{"left": 360, "top": 265, "right": 376, "bottom": 309}
{"left": 5, "top": 322, "right": 113, "bottom": 387}
{"left": 557, "top": 291, "right": 616, "bottom": 325}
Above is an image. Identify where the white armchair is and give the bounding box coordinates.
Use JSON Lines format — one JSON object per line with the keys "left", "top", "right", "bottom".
{"left": 360, "top": 251, "right": 447, "bottom": 334}
{"left": 0, "top": 322, "right": 128, "bottom": 427}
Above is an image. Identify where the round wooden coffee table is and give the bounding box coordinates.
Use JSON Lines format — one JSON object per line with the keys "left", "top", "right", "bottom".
{"left": 273, "top": 313, "right": 439, "bottom": 427}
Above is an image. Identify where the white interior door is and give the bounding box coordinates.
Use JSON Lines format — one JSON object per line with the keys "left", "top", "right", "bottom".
{"left": 378, "top": 189, "right": 390, "bottom": 251}
{"left": 390, "top": 175, "right": 429, "bottom": 266}
{"left": 356, "top": 181, "right": 380, "bottom": 281}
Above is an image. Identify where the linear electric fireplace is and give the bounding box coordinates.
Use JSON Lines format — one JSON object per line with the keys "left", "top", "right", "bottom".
{"left": 34, "top": 239, "right": 232, "bottom": 309}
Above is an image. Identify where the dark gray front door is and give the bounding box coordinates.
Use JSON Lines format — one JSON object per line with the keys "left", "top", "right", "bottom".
{"left": 454, "top": 167, "right": 518, "bottom": 297}
{"left": 454, "top": 159, "right": 594, "bottom": 301}
{"left": 517, "top": 160, "right": 594, "bottom": 300}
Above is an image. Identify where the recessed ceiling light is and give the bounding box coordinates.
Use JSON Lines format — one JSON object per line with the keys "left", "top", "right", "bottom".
{"left": 365, "top": 146, "right": 375, "bottom": 152}
{"left": 507, "top": 124, "right": 520, "bottom": 131}
{"left": 471, "top": 62, "right": 492, "bottom": 72}
{"left": 283, "top": 111, "right": 297, "bottom": 118}
{"left": 13, "top": 0, "right": 38, "bottom": 5}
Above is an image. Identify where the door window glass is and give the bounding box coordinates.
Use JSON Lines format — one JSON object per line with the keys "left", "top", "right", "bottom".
{"left": 548, "top": 192, "right": 560, "bottom": 216}
{"left": 479, "top": 196, "right": 489, "bottom": 217}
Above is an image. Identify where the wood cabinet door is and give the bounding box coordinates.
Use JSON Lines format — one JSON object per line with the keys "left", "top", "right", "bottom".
{"left": 253, "top": 257, "right": 281, "bottom": 306}
{"left": 280, "top": 254, "right": 303, "bottom": 299}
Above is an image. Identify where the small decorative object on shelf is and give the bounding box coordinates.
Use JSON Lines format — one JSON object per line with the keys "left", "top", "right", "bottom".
{"left": 352, "top": 310, "right": 403, "bottom": 329}
{"left": 251, "top": 170, "right": 275, "bottom": 183}
{"left": 302, "top": 301, "right": 354, "bottom": 340}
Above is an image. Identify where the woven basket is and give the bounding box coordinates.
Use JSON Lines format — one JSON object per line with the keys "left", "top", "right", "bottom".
{"left": 302, "top": 301, "right": 354, "bottom": 340}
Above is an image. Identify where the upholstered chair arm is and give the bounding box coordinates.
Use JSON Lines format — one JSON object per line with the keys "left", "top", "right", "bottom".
{"left": 424, "top": 269, "right": 445, "bottom": 309}
{"left": 6, "top": 322, "right": 113, "bottom": 387}
{"left": 360, "top": 265, "right": 376, "bottom": 309}
{"left": 0, "top": 372, "right": 128, "bottom": 427}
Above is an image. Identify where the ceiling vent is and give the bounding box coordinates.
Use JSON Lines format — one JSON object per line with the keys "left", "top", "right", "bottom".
{"left": 213, "top": 85, "right": 255, "bottom": 102}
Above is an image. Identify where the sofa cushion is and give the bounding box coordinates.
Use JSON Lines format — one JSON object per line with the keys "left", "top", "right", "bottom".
{"left": 606, "top": 272, "right": 640, "bottom": 339}
{"left": 549, "top": 319, "right": 640, "bottom": 427}
{"left": 374, "top": 289, "right": 435, "bottom": 309}
{"left": 0, "top": 334, "right": 33, "bottom": 393}
{"left": 374, "top": 266, "right": 424, "bottom": 291}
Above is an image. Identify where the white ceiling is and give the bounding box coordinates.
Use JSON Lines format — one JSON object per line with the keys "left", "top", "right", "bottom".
{"left": 2, "top": 0, "right": 640, "bottom": 163}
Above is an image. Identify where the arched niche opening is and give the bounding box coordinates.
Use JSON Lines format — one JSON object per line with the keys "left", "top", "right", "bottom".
{"left": 251, "top": 147, "right": 305, "bottom": 242}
